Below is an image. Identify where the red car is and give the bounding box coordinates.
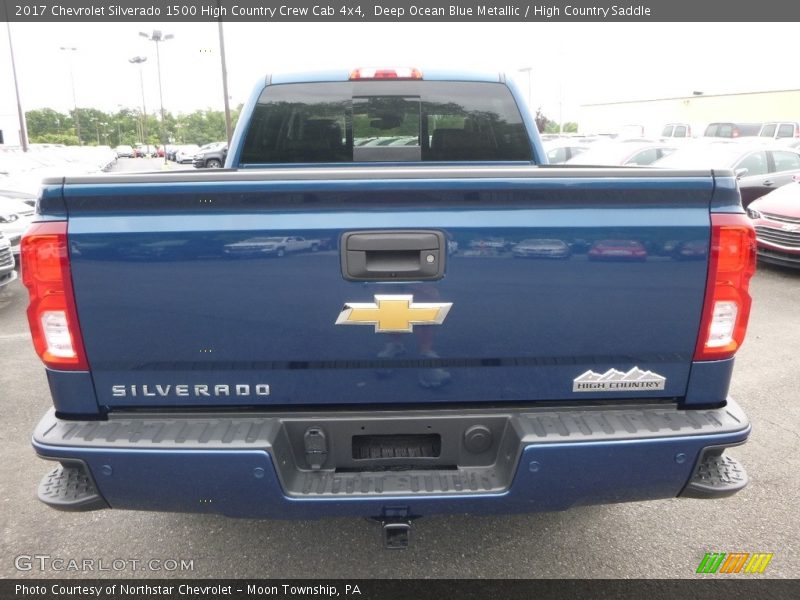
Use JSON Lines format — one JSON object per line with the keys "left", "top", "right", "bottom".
{"left": 588, "top": 239, "right": 648, "bottom": 261}
{"left": 747, "top": 177, "right": 800, "bottom": 268}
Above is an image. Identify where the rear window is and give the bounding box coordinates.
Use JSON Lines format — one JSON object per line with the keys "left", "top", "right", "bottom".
{"left": 777, "top": 124, "right": 796, "bottom": 138}
{"left": 240, "top": 81, "right": 532, "bottom": 164}
{"left": 759, "top": 124, "right": 777, "bottom": 138}
{"left": 737, "top": 123, "right": 762, "bottom": 136}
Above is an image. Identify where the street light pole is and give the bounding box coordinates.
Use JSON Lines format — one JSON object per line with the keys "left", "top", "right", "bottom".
{"left": 60, "top": 46, "right": 81, "bottom": 145}
{"left": 129, "top": 56, "right": 149, "bottom": 147}
{"left": 139, "top": 30, "right": 173, "bottom": 164}
{"left": 217, "top": 13, "right": 233, "bottom": 146}
{"left": 5, "top": 17, "right": 29, "bottom": 151}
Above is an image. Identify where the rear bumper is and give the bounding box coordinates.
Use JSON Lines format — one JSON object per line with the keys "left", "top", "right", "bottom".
{"left": 32, "top": 400, "right": 750, "bottom": 518}
{"left": 756, "top": 246, "right": 800, "bottom": 268}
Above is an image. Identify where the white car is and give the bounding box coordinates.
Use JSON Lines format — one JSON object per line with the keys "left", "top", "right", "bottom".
{"left": 0, "top": 208, "right": 34, "bottom": 258}
{"left": 0, "top": 232, "right": 18, "bottom": 289}
{"left": 175, "top": 145, "right": 200, "bottom": 164}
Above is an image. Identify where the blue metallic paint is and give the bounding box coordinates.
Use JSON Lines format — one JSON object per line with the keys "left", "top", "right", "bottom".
{"left": 33, "top": 429, "right": 749, "bottom": 518}
{"left": 225, "top": 76, "right": 267, "bottom": 169}
{"left": 60, "top": 177, "right": 716, "bottom": 410}
{"left": 45, "top": 369, "right": 99, "bottom": 415}
{"left": 684, "top": 359, "right": 735, "bottom": 405}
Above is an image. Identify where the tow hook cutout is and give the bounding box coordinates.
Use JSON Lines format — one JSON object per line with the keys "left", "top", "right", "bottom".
{"left": 382, "top": 519, "right": 412, "bottom": 549}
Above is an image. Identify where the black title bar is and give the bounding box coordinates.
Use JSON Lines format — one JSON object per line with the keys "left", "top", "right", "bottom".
{"left": 3, "top": 0, "right": 800, "bottom": 22}
{"left": 3, "top": 579, "right": 800, "bottom": 600}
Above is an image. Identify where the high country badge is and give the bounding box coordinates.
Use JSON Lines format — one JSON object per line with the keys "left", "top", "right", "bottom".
{"left": 573, "top": 367, "right": 666, "bottom": 392}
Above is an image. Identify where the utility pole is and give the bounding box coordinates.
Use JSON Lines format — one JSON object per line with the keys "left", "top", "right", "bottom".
{"left": 217, "top": 3, "right": 233, "bottom": 147}
{"left": 139, "top": 30, "right": 173, "bottom": 164}
{"left": 60, "top": 46, "right": 81, "bottom": 145}
{"left": 129, "top": 56, "right": 149, "bottom": 146}
{"left": 5, "top": 23, "right": 29, "bottom": 151}
{"left": 5, "top": 16, "right": 28, "bottom": 151}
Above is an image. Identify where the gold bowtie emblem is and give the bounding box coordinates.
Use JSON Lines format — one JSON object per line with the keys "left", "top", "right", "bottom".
{"left": 335, "top": 294, "right": 452, "bottom": 333}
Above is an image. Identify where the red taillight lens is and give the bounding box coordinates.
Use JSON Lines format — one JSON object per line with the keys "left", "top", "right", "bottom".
{"left": 694, "top": 213, "right": 757, "bottom": 361}
{"left": 21, "top": 221, "right": 88, "bottom": 370}
{"left": 349, "top": 67, "right": 423, "bottom": 80}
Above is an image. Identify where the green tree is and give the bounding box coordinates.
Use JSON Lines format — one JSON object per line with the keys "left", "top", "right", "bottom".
{"left": 29, "top": 132, "right": 80, "bottom": 145}
{"left": 26, "top": 108, "right": 72, "bottom": 140}
{"left": 24, "top": 106, "right": 242, "bottom": 147}
{"left": 544, "top": 121, "right": 579, "bottom": 134}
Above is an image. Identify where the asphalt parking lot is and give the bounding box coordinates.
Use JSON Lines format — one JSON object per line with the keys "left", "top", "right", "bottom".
{"left": 1, "top": 163, "right": 798, "bottom": 578}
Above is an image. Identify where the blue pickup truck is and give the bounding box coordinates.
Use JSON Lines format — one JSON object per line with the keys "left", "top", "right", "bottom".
{"left": 22, "top": 68, "right": 756, "bottom": 548}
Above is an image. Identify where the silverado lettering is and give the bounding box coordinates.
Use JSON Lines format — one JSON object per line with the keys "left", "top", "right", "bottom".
{"left": 111, "top": 384, "right": 271, "bottom": 398}
{"left": 21, "top": 67, "right": 756, "bottom": 548}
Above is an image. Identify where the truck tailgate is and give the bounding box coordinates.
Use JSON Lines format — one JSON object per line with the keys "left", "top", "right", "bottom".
{"left": 63, "top": 167, "right": 713, "bottom": 409}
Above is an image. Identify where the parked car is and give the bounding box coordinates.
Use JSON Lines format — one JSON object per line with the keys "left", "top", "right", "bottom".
{"left": 174, "top": 144, "right": 200, "bottom": 164}
{"left": 134, "top": 144, "right": 156, "bottom": 158}
{"left": 223, "top": 235, "right": 320, "bottom": 257}
{"left": 0, "top": 205, "right": 33, "bottom": 259}
{"left": 703, "top": 122, "right": 762, "bottom": 138}
{"left": 654, "top": 143, "right": 800, "bottom": 207}
{"left": 468, "top": 237, "right": 509, "bottom": 251}
{"left": 193, "top": 142, "right": 228, "bottom": 169}
{"left": 543, "top": 140, "right": 589, "bottom": 164}
{"left": 746, "top": 178, "right": 800, "bottom": 268}
{"left": 565, "top": 141, "right": 677, "bottom": 166}
{"left": 758, "top": 122, "right": 800, "bottom": 140}
{"left": 165, "top": 145, "right": 183, "bottom": 161}
{"left": 0, "top": 232, "right": 17, "bottom": 288}
{"left": 0, "top": 195, "right": 35, "bottom": 217}
{"left": 0, "top": 191, "right": 37, "bottom": 210}
{"left": 661, "top": 123, "right": 691, "bottom": 138}
{"left": 512, "top": 238, "right": 571, "bottom": 258}
{"left": 114, "top": 145, "right": 135, "bottom": 158}
{"left": 588, "top": 239, "right": 648, "bottom": 261}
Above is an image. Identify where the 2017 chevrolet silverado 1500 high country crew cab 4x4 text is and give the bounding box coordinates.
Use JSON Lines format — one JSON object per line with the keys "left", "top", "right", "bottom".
{"left": 23, "top": 68, "right": 756, "bottom": 548}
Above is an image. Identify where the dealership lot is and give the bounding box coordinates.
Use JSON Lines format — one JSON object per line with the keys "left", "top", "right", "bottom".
{"left": 1, "top": 249, "right": 798, "bottom": 577}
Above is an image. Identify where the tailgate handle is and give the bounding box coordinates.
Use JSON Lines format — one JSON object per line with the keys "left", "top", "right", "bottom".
{"left": 341, "top": 230, "right": 446, "bottom": 281}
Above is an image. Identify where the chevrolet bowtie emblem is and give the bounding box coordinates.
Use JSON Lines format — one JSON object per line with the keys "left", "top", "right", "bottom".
{"left": 335, "top": 294, "right": 452, "bottom": 333}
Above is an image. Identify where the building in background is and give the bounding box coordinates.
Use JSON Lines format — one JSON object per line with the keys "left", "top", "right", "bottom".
{"left": 579, "top": 89, "right": 800, "bottom": 137}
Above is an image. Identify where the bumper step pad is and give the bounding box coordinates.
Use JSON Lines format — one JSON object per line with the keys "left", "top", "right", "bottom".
{"left": 682, "top": 452, "right": 748, "bottom": 499}
{"left": 38, "top": 462, "right": 108, "bottom": 511}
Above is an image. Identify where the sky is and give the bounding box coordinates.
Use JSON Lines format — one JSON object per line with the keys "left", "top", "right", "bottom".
{"left": 1, "top": 21, "right": 799, "bottom": 124}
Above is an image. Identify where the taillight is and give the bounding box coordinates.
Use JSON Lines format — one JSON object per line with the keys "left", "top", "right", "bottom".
{"left": 21, "top": 221, "right": 88, "bottom": 370}
{"left": 349, "top": 67, "right": 423, "bottom": 80}
{"left": 694, "top": 213, "right": 756, "bottom": 361}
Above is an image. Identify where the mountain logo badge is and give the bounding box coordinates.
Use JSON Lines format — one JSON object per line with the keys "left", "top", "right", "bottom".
{"left": 572, "top": 367, "right": 666, "bottom": 392}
